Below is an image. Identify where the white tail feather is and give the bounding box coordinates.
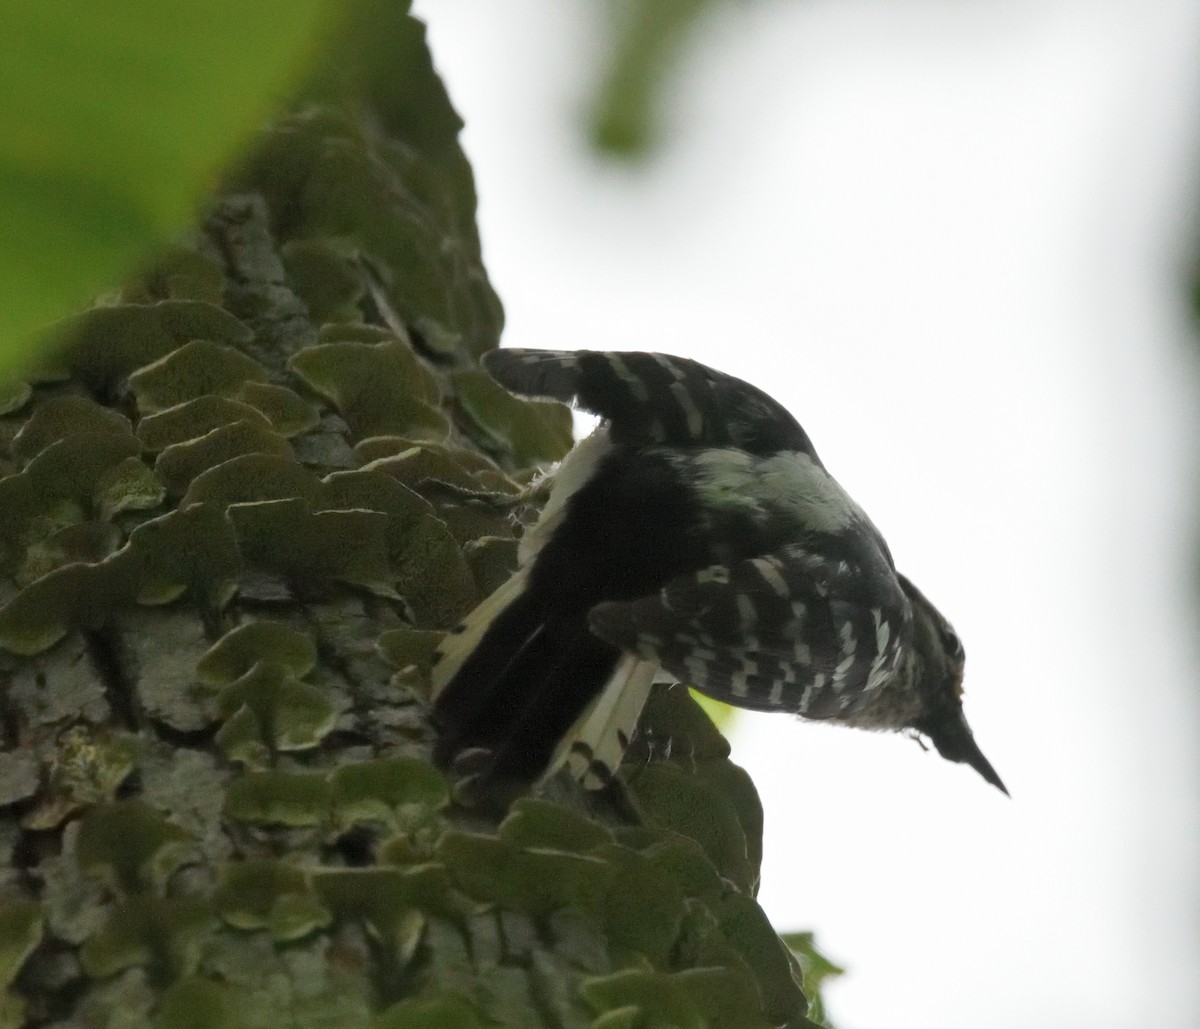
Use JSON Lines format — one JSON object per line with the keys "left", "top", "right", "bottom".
{"left": 545, "top": 655, "right": 658, "bottom": 789}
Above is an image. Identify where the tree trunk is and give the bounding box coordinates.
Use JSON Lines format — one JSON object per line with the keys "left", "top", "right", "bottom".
{"left": 0, "top": 5, "right": 815, "bottom": 1026}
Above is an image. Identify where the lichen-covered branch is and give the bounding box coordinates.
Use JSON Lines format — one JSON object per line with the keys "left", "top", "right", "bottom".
{"left": 0, "top": 5, "right": 817, "bottom": 1026}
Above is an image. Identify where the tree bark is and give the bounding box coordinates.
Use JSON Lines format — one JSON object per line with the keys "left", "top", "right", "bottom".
{"left": 0, "top": 5, "right": 815, "bottom": 1026}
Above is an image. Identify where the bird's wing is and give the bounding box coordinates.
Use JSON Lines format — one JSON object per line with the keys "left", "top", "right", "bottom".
{"left": 587, "top": 544, "right": 909, "bottom": 719}
{"left": 482, "top": 348, "right": 817, "bottom": 456}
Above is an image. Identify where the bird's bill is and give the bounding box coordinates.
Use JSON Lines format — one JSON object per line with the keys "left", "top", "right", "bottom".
{"left": 927, "top": 710, "right": 1009, "bottom": 795}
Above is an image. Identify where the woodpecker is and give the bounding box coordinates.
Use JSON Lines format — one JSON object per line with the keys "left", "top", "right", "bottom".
{"left": 431, "top": 349, "right": 1005, "bottom": 795}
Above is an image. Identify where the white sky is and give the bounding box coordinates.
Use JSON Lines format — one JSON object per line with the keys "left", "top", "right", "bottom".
{"left": 415, "top": 2, "right": 1200, "bottom": 1026}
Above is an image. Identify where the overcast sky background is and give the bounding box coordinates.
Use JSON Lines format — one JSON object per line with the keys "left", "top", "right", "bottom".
{"left": 414, "top": 2, "right": 1200, "bottom": 1026}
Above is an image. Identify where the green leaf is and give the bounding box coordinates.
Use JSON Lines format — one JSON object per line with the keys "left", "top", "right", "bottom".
{"left": 0, "top": 1, "right": 342, "bottom": 376}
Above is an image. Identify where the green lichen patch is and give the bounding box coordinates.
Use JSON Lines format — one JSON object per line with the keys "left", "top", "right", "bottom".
{"left": 20, "top": 727, "right": 133, "bottom": 831}
{"left": 214, "top": 707, "right": 271, "bottom": 768}
{"left": 463, "top": 536, "right": 518, "bottom": 595}
{"left": 281, "top": 239, "right": 365, "bottom": 324}
{"left": 231, "top": 25, "right": 503, "bottom": 348}
{"left": 155, "top": 421, "right": 293, "bottom": 496}
{"left": 180, "top": 453, "right": 323, "bottom": 509}
{"left": 288, "top": 339, "right": 449, "bottom": 443}
{"left": 198, "top": 622, "right": 317, "bottom": 686}
{"left": 497, "top": 798, "right": 613, "bottom": 855}
{"left": 329, "top": 756, "right": 449, "bottom": 833}
{"left": 450, "top": 367, "right": 573, "bottom": 468}
{"left": 223, "top": 771, "right": 332, "bottom": 828}
{"left": 0, "top": 501, "right": 242, "bottom": 656}
{"left": 234, "top": 382, "right": 320, "bottom": 438}
{"left": 713, "top": 895, "right": 808, "bottom": 1026}
{"left": 122, "top": 244, "right": 226, "bottom": 306}
{"left": 351, "top": 436, "right": 414, "bottom": 464}
{"left": 0, "top": 898, "right": 43, "bottom": 987}
{"left": 390, "top": 513, "right": 477, "bottom": 629}
{"left": 375, "top": 992, "right": 485, "bottom": 1029}
{"left": 79, "top": 895, "right": 214, "bottom": 982}
{"left": 361, "top": 443, "right": 488, "bottom": 496}
{"left": 626, "top": 763, "right": 754, "bottom": 899}
{"left": 435, "top": 832, "right": 612, "bottom": 919}
{"left": 693, "top": 760, "right": 763, "bottom": 881}
{"left": 214, "top": 859, "right": 332, "bottom": 941}
{"left": 409, "top": 317, "right": 465, "bottom": 361}
{"left": 312, "top": 864, "right": 468, "bottom": 940}
{"left": 581, "top": 966, "right": 778, "bottom": 1029}
{"left": 31, "top": 730, "right": 134, "bottom": 829}
{"left": 0, "top": 380, "right": 32, "bottom": 416}
{"left": 0, "top": 432, "right": 152, "bottom": 570}
{"left": 129, "top": 340, "right": 271, "bottom": 414}
{"left": 635, "top": 837, "right": 725, "bottom": 909}
{"left": 11, "top": 394, "right": 133, "bottom": 464}
{"left": 0, "top": 479, "right": 44, "bottom": 574}
{"left": 355, "top": 437, "right": 516, "bottom": 489}
{"left": 76, "top": 800, "right": 194, "bottom": 894}
{"left": 375, "top": 628, "right": 443, "bottom": 676}
{"left": 0, "top": 560, "right": 136, "bottom": 656}
{"left": 671, "top": 899, "right": 748, "bottom": 978}
{"left": 316, "top": 323, "right": 394, "bottom": 344}
{"left": 320, "top": 468, "right": 434, "bottom": 549}
{"left": 216, "top": 662, "right": 340, "bottom": 757}
{"left": 124, "top": 503, "right": 241, "bottom": 609}
{"left": 414, "top": 485, "right": 521, "bottom": 548}
{"left": 137, "top": 396, "right": 275, "bottom": 453}
{"left": 95, "top": 455, "right": 167, "bottom": 520}
{"left": 586, "top": 844, "right": 684, "bottom": 968}
{"left": 173, "top": 458, "right": 453, "bottom": 602}
{"left": 51, "top": 301, "right": 253, "bottom": 393}
{"left": 25, "top": 431, "right": 142, "bottom": 521}
{"left": 151, "top": 975, "right": 250, "bottom": 1029}
{"left": 621, "top": 689, "right": 764, "bottom": 897}
{"left": 16, "top": 521, "right": 122, "bottom": 585}
{"left": 227, "top": 499, "right": 400, "bottom": 598}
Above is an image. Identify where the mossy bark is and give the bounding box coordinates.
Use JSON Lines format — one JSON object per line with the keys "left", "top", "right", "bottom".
{"left": 0, "top": 5, "right": 816, "bottom": 1026}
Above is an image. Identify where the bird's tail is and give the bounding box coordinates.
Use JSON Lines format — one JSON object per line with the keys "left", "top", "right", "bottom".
{"left": 545, "top": 654, "right": 658, "bottom": 788}
{"left": 430, "top": 572, "right": 657, "bottom": 788}
{"left": 429, "top": 567, "right": 530, "bottom": 708}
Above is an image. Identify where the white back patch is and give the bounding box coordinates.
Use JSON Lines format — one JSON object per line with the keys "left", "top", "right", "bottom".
{"left": 679, "top": 448, "right": 864, "bottom": 533}
{"left": 518, "top": 425, "right": 614, "bottom": 566}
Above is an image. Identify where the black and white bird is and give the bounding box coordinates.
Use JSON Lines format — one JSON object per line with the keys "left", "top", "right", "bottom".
{"left": 431, "top": 349, "right": 1005, "bottom": 795}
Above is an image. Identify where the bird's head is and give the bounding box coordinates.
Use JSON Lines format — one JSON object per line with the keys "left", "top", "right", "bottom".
{"left": 899, "top": 574, "right": 1007, "bottom": 794}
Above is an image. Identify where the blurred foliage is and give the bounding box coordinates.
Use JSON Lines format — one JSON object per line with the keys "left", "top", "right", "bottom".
{"left": 590, "top": 0, "right": 732, "bottom": 158}
{"left": 690, "top": 688, "right": 736, "bottom": 732}
{"left": 781, "top": 932, "right": 846, "bottom": 1027}
{"left": 0, "top": 1, "right": 340, "bottom": 377}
